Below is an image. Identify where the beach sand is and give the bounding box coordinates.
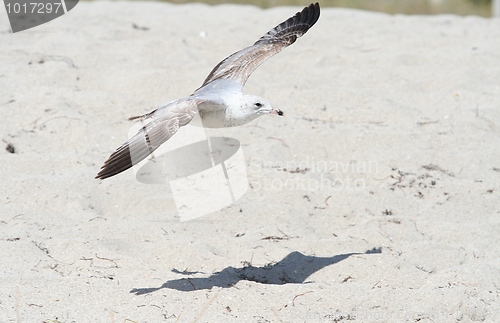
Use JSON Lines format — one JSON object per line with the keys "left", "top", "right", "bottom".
{"left": 1, "top": 2, "right": 499, "bottom": 322}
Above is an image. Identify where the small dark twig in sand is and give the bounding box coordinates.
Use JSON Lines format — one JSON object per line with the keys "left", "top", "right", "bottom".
{"left": 314, "top": 195, "right": 332, "bottom": 209}
{"left": 266, "top": 136, "right": 289, "bottom": 148}
{"left": 283, "top": 167, "right": 309, "bottom": 174}
{"left": 95, "top": 254, "right": 119, "bottom": 268}
{"left": 132, "top": 23, "right": 150, "bottom": 31}
{"left": 421, "top": 164, "right": 454, "bottom": 177}
{"left": 292, "top": 291, "right": 314, "bottom": 306}
{"left": 262, "top": 235, "right": 288, "bottom": 241}
{"left": 261, "top": 229, "right": 293, "bottom": 242}
{"left": 38, "top": 55, "right": 78, "bottom": 68}
{"left": 342, "top": 275, "right": 353, "bottom": 283}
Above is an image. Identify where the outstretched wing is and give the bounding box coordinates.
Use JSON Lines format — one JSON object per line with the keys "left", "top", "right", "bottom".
{"left": 198, "top": 2, "right": 320, "bottom": 90}
{"left": 95, "top": 99, "right": 200, "bottom": 180}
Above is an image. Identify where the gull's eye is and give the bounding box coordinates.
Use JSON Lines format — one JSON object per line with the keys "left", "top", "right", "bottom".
{"left": 255, "top": 103, "right": 262, "bottom": 107}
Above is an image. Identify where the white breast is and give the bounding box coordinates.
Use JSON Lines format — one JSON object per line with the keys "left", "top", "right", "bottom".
{"left": 194, "top": 80, "right": 259, "bottom": 128}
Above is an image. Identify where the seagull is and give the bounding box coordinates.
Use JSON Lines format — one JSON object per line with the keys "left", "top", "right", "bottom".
{"left": 96, "top": 3, "right": 320, "bottom": 180}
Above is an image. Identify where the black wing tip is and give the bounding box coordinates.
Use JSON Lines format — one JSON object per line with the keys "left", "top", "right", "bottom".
{"left": 95, "top": 167, "right": 118, "bottom": 180}
{"left": 95, "top": 144, "right": 134, "bottom": 180}
{"left": 95, "top": 164, "right": 129, "bottom": 180}
{"left": 95, "top": 163, "right": 132, "bottom": 180}
{"left": 296, "top": 2, "right": 321, "bottom": 29}
{"left": 255, "top": 2, "right": 320, "bottom": 45}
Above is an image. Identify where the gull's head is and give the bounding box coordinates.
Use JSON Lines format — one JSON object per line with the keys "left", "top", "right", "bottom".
{"left": 246, "top": 95, "right": 284, "bottom": 117}
{"left": 230, "top": 94, "right": 284, "bottom": 126}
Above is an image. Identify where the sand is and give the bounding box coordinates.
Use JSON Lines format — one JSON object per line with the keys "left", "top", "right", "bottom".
{"left": 1, "top": 2, "right": 500, "bottom": 322}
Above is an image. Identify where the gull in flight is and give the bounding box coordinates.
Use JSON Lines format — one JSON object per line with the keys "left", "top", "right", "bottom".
{"left": 96, "top": 3, "right": 320, "bottom": 179}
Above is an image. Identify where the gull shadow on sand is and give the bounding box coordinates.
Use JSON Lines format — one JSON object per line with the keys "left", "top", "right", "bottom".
{"left": 130, "top": 248, "right": 381, "bottom": 294}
